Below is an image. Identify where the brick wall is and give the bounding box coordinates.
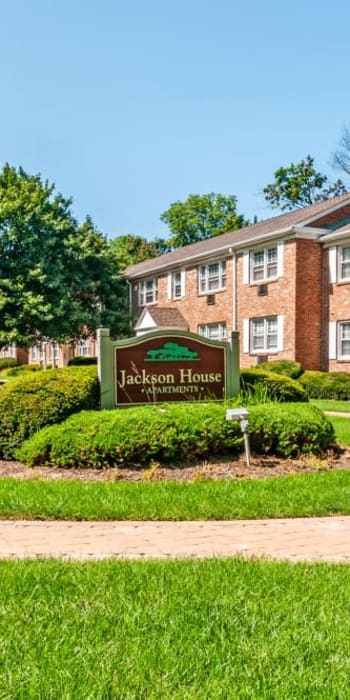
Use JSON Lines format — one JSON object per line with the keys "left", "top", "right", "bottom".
{"left": 294, "top": 239, "right": 323, "bottom": 370}
{"left": 326, "top": 246, "right": 350, "bottom": 372}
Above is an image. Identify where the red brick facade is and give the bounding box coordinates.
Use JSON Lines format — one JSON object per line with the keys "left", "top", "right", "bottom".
{"left": 126, "top": 194, "right": 350, "bottom": 372}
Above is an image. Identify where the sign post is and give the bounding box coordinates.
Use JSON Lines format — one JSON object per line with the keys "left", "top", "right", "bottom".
{"left": 97, "top": 329, "right": 240, "bottom": 409}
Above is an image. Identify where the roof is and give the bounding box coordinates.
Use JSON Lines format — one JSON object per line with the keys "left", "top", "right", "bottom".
{"left": 135, "top": 307, "right": 189, "bottom": 330}
{"left": 125, "top": 192, "right": 350, "bottom": 279}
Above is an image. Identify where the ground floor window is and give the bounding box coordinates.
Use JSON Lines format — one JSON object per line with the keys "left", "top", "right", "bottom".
{"left": 198, "top": 322, "right": 227, "bottom": 340}
{"left": 338, "top": 321, "right": 350, "bottom": 359}
{"left": 76, "top": 339, "right": 89, "bottom": 357}
{"left": 251, "top": 316, "right": 278, "bottom": 352}
{"left": 30, "top": 345, "right": 44, "bottom": 362}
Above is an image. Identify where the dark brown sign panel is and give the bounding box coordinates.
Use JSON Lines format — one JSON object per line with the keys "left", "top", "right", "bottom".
{"left": 115, "top": 335, "right": 226, "bottom": 404}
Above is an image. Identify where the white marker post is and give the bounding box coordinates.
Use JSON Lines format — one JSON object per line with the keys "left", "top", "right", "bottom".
{"left": 226, "top": 408, "right": 251, "bottom": 467}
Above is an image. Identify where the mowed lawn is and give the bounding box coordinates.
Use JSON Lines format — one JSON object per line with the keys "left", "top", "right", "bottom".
{"left": 0, "top": 558, "right": 349, "bottom": 699}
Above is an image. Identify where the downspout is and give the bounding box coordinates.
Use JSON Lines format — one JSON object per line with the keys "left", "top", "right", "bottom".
{"left": 230, "top": 249, "right": 237, "bottom": 332}
{"left": 126, "top": 279, "right": 133, "bottom": 332}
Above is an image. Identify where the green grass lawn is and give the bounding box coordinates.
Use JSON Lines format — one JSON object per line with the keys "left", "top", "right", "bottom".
{"left": 0, "top": 469, "right": 350, "bottom": 520}
{"left": 311, "top": 398, "right": 350, "bottom": 412}
{"left": 0, "top": 558, "right": 349, "bottom": 698}
{"left": 326, "top": 416, "right": 350, "bottom": 446}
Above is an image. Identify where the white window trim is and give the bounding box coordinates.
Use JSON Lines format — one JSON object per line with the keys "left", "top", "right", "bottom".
{"left": 76, "top": 340, "right": 89, "bottom": 357}
{"left": 243, "top": 315, "right": 284, "bottom": 354}
{"left": 337, "top": 244, "right": 350, "bottom": 283}
{"left": 139, "top": 277, "right": 158, "bottom": 306}
{"left": 198, "top": 322, "right": 227, "bottom": 341}
{"left": 337, "top": 321, "right": 350, "bottom": 360}
{"left": 198, "top": 260, "right": 226, "bottom": 295}
{"left": 243, "top": 241, "right": 284, "bottom": 285}
{"left": 30, "top": 345, "right": 44, "bottom": 362}
{"left": 167, "top": 269, "right": 185, "bottom": 300}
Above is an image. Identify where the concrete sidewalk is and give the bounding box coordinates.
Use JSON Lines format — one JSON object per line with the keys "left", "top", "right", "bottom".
{"left": 1, "top": 516, "right": 350, "bottom": 563}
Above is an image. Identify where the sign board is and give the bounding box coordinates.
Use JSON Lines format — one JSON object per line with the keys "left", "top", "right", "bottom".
{"left": 97, "top": 328, "right": 240, "bottom": 409}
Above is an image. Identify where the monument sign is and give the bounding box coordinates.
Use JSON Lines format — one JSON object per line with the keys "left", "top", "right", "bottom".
{"left": 97, "top": 328, "right": 240, "bottom": 409}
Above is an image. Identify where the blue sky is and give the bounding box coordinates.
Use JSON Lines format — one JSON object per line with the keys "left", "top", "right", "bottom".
{"left": 1, "top": 0, "right": 350, "bottom": 240}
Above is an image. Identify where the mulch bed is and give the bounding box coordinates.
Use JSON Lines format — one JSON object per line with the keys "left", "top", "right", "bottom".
{"left": 0, "top": 450, "right": 349, "bottom": 483}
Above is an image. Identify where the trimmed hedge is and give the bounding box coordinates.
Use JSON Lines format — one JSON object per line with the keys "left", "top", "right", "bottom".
{"left": 257, "top": 359, "right": 303, "bottom": 379}
{"left": 0, "top": 358, "right": 18, "bottom": 371}
{"left": 0, "top": 366, "right": 99, "bottom": 458}
{"left": 17, "top": 402, "right": 335, "bottom": 468}
{"left": 68, "top": 357, "right": 97, "bottom": 366}
{"left": 240, "top": 369, "right": 308, "bottom": 402}
{"left": 299, "top": 371, "right": 350, "bottom": 400}
{"left": 4, "top": 364, "right": 42, "bottom": 377}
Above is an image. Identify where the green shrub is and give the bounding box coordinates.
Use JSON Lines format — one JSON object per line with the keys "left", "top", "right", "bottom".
{"left": 257, "top": 359, "right": 303, "bottom": 379}
{"left": 0, "top": 358, "right": 18, "bottom": 372}
{"left": 17, "top": 402, "right": 335, "bottom": 468}
{"left": 299, "top": 371, "right": 350, "bottom": 400}
{"left": 68, "top": 357, "right": 97, "bottom": 366}
{"left": 4, "top": 364, "right": 42, "bottom": 377}
{"left": 0, "top": 366, "right": 99, "bottom": 458}
{"left": 240, "top": 369, "right": 308, "bottom": 403}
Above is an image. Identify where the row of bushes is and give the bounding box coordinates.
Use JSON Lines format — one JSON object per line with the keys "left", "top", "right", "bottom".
{"left": 17, "top": 402, "right": 335, "bottom": 468}
{"left": 249, "top": 361, "right": 350, "bottom": 401}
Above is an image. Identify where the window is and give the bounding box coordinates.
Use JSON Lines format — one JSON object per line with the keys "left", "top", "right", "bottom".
{"left": 168, "top": 270, "right": 185, "bottom": 299}
{"left": 49, "top": 343, "right": 60, "bottom": 360}
{"left": 251, "top": 316, "right": 278, "bottom": 352}
{"left": 198, "top": 323, "right": 227, "bottom": 340}
{"left": 76, "top": 340, "right": 89, "bottom": 357}
{"left": 199, "top": 261, "right": 226, "bottom": 293}
{"left": 30, "top": 345, "right": 44, "bottom": 362}
{"left": 0, "top": 344, "right": 16, "bottom": 359}
{"left": 339, "top": 246, "right": 350, "bottom": 281}
{"left": 139, "top": 278, "right": 158, "bottom": 305}
{"left": 251, "top": 246, "right": 278, "bottom": 282}
{"left": 338, "top": 322, "right": 350, "bottom": 359}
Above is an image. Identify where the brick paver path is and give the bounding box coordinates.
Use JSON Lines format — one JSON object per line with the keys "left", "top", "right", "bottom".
{"left": 1, "top": 517, "right": 350, "bottom": 562}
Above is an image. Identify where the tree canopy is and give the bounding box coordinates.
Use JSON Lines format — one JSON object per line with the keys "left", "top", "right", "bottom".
{"left": 160, "top": 193, "right": 248, "bottom": 248}
{"left": 263, "top": 155, "right": 347, "bottom": 211}
{"left": 0, "top": 164, "right": 128, "bottom": 347}
{"left": 109, "top": 234, "right": 167, "bottom": 271}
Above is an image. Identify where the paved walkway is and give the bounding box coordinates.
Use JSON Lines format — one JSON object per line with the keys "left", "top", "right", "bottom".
{"left": 1, "top": 517, "right": 350, "bottom": 563}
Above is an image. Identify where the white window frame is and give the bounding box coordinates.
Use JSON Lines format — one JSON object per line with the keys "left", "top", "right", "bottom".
{"left": 168, "top": 269, "right": 185, "bottom": 300}
{"left": 338, "top": 321, "right": 350, "bottom": 360}
{"left": 1, "top": 343, "right": 16, "bottom": 359}
{"left": 76, "top": 339, "right": 89, "bottom": 357}
{"left": 30, "top": 345, "right": 44, "bottom": 362}
{"left": 250, "top": 246, "right": 278, "bottom": 283}
{"left": 49, "top": 343, "right": 60, "bottom": 361}
{"left": 139, "top": 278, "right": 158, "bottom": 306}
{"left": 250, "top": 316, "right": 278, "bottom": 353}
{"left": 338, "top": 245, "right": 350, "bottom": 282}
{"left": 198, "top": 260, "right": 226, "bottom": 294}
{"left": 198, "top": 322, "right": 227, "bottom": 341}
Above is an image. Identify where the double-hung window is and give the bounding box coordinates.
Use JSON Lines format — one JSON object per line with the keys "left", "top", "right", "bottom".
{"left": 168, "top": 270, "right": 185, "bottom": 299}
{"left": 251, "top": 316, "right": 278, "bottom": 352}
{"left": 338, "top": 322, "right": 350, "bottom": 359}
{"left": 199, "top": 261, "right": 226, "bottom": 294}
{"left": 339, "top": 246, "right": 350, "bottom": 281}
{"left": 139, "top": 278, "right": 158, "bottom": 305}
{"left": 251, "top": 247, "right": 278, "bottom": 282}
{"left": 198, "top": 322, "right": 227, "bottom": 341}
{"left": 76, "top": 340, "right": 89, "bottom": 357}
{"left": 30, "top": 345, "right": 44, "bottom": 362}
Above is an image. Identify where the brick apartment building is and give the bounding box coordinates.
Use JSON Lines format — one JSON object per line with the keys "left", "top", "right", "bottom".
{"left": 125, "top": 193, "right": 350, "bottom": 372}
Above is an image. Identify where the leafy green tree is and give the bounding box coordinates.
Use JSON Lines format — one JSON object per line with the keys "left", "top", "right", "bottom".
{"left": 160, "top": 193, "right": 248, "bottom": 248}
{"left": 263, "top": 155, "right": 347, "bottom": 211}
{"left": 109, "top": 234, "right": 167, "bottom": 271}
{"left": 0, "top": 164, "right": 128, "bottom": 347}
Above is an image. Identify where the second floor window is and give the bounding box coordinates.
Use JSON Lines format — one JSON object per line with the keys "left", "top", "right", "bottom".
{"left": 139, "top": 278, "right": 158, "bottom": 305}
{"left": 168, "top": 270, "right": 185, "bottom": 299}
{"left": 199, "top": 261, "right": 226, "bottom": 293}
{"left": 339, "top": 246, "right": 350, "bottom": 281}
{"left": 251, "top": 247, "right": 278, "bottom": 282}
